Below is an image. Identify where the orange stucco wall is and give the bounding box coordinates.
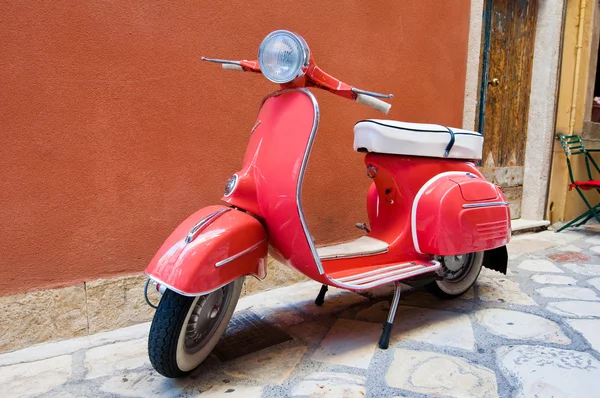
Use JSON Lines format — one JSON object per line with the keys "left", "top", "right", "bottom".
{"left": 0, "top": 1, "right": 470, "bottom": 296}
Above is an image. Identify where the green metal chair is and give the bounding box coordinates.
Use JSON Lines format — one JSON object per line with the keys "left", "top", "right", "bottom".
{"left": 557, "top": 134, "right": 600, "bottom": 232}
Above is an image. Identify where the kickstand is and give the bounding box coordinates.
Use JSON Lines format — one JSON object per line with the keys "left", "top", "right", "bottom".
{"left": 378, "top": 281, "right": 401, "bottom": 349}
{"left": 315, "top": 284, "right": 328, "bottom": 306}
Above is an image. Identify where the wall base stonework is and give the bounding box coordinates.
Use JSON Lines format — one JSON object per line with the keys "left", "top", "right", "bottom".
{"left": 0, "top": 285, "right": 88, "bottom": 353}
{"left": 0, "top": 257, "right": 307, "bottom": 354}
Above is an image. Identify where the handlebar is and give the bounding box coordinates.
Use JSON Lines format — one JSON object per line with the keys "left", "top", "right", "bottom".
{"left": 202, "top": 56, "right": 393, "bottom": 114}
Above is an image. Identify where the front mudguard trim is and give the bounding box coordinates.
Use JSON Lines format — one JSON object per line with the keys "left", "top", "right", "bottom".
{"left": 482, "top": 245, "right": 508, "bottom": 275}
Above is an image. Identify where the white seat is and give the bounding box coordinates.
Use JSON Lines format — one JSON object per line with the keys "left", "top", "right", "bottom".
{"left": 317, "top": 236, "right": 388, "bottom": 260}
{"left": 353, "top": 119, "right": 483, "bottom": 160}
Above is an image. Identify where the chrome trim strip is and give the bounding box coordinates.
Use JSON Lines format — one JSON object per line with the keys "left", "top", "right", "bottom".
{"left": 185, "top": 208, "right": 231, "bottom": 244}
{"left": 215, "top": 238, "right": 267, "bottom": 268}
{"left": 260, "top": 88, "right": 324, "bottom": 275}
{"left": 337, "top": 262, "right": 416, "bottom": 282}
{"left": 319, "top": 248, "right": 389, "bottom": 261}
{"left": 462, "top": 201, "right": 509, "bottom": 209}
{"left": 326, "top": 261, "right": 441, "bottom": 290}
{"left": 346, "top": 265, "right": 426, "bottom": 285}
{"left": 145, "top": 274, "right": 226, "bottom": 297}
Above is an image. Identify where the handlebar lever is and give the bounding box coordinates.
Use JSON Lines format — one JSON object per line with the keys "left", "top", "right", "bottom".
{"left": 352, "top": 88, "right": 394, "bottom": 99}
{"left": 201, "top": 57, "right": 241, "bottom": 66}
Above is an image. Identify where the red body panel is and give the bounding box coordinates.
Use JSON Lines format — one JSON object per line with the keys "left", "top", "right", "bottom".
{"left": 413, "top": 173, "right": 510, "bottom": 255}
{"left": 145, "top": 205, "right": 267, "bottom": 295}
{"left": 224, "top": 90, "right": 328, "bottom": 284}
{"left": 320, "top": 154, "right": 510, "bottom": 276}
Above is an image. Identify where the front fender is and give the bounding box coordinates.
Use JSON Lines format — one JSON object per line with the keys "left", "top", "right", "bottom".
{"left": 145, "top": 205, "right": 268, "bottom": 296}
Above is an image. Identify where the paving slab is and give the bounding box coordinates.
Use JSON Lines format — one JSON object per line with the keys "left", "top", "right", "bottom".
{"left": 585, "top": 236, "right": 600, "bottom": 245}
{"left": 536, "top": 286, "right": 600, "bottom": 301}
{"left": 556, "top": 244, "right": 583, "bottom": 252}
{"left": 531, "top": 274, "right": 577, "bottom": 285}
{"left": 567, "top": 319, "right": 600, "bottom": 352}
{"left": 0, "top": 355, "right": 72, "bottom": 398}
{"left": 100, "top": 371, "right": 191, "bottom": 397}
{"left": 477, "top": 276, "right": 538, "bottom": 306}
{"left": 224, "top": 343, "right": 307, "bottom": 384}
{"left": 562, "top": 263, "right": 600, "bottom": 276}
{"left": 311, "top": 319, "right": 380, "bottom": 369}
{"left": 547, "top": 251, "right": 592, "bottom": 262}
{"left": 356, "top": 302, "right": 475, "bottom": 352}
{"left": 475, "top": 308, "right": 570, "bottom": 344}
{"left": 84, "top": 338, "right": 148, "bottom": 379}
{"left": 588, "top": 277, "right": 600, "bottom": 291}
{"left": 497, "top": 345, "right": 600, "bottom": 398}
{"left": 518, "top": 259, "right": 563, "bottom": 273}
{"left": 386, "top": 348, "right": 498, "bottom": 397}
{"left": 290, "top": 372, "right": 366, "bottom": 397}
{"left": 546, "top": 301, "right": 600, "bottom": 317}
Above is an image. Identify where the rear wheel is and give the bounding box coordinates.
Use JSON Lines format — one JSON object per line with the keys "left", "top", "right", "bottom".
{"left": 148, "top": 278, "right": 243, "bottom": 378}
{"left": 426, "top": 252, "right": 483, "bottom": 299}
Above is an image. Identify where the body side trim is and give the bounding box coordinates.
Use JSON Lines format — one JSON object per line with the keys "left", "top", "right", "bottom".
{"left": 215, "top": 238, "right": 267, "bottom": 267}
{"left": 462, "top": 201, "right": 509, "bottom": 209}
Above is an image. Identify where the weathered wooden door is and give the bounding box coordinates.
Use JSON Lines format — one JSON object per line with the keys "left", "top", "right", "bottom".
{"left": 478, "top": 0, "right": 538, "bottom": 219}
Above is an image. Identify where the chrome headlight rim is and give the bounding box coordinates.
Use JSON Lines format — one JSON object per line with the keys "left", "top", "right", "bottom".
{"left": 224, "top": 174, "right": 239, "bottom": 197}
{"left": 258, "top": 30, "right": 310, "bottom": 84}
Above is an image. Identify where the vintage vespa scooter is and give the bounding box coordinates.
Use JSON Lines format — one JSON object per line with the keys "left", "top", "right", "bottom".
{"left": 144, "top": 30, "right": 510, "bottom": 378}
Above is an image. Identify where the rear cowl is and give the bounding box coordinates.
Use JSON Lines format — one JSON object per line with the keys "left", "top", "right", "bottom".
{"left": 145, "top": 205, "right": 268, "bottom": 296}
{"left": 413, "top": 172, "right": 511, "bottom": 256}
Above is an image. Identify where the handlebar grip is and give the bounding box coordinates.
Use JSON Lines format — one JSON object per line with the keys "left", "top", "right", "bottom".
{"left": 222, "top": 64, "right": 244, "bottom": 71}
{"left": 356, "top": 94, "right": 392, "bottom": 114}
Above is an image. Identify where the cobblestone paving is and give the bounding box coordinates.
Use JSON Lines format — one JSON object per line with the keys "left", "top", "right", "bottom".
{"left": 2, "top": 227, "right": 600, "bottom": 397}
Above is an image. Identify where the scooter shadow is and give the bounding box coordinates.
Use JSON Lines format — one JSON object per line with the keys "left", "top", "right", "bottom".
{"left": 176, "top": 285, "right": 476, "bottom": 391}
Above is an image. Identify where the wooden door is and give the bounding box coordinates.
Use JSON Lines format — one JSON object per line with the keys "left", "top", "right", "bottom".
{"left": 477, "top": 0, "right": 538, "bottom": 219}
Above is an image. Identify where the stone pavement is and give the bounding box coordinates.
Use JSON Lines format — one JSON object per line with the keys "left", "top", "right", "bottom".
{"left": 2, "top": 227, "right": 600, "bottom": 397}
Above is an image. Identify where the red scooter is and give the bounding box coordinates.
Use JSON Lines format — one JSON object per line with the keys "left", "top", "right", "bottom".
{"left": 144, "top": 30, "right": 510, "bottom": 378}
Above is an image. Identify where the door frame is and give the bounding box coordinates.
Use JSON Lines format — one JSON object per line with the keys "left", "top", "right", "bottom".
{"left": 462, "top": 0, "right": 566, "bottom": 222}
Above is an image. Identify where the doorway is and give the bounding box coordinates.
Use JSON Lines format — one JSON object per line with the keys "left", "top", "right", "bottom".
{"left": 477, "top": 0, "right": 538, "bottom": 219}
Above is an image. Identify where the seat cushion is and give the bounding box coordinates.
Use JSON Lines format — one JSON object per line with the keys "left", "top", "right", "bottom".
{"left": 354, "top": 119, "right": 483, "bottom": 160}
{"left": 569, "top": 180, "right": 600, "bottom": 191}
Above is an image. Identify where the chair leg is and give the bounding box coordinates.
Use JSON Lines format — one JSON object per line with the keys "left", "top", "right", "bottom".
{"left": 558, "top": 202, "right": 600, "bottom": 232}
{"left": 315, "top": 284, "right": 328, "bottom": 306}
{"left": 558, "top": 209, "right": 596, "bottom": 232}
{"left": 378, "top": 282, "right": 401, "bottom": 349}
{"left": 576, "top": 213, "right": 595, "bottom": 227}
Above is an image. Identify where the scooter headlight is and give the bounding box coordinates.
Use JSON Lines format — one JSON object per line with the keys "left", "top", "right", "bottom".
{"left": 258, "top": 30, "right": 310, "bottom": 84}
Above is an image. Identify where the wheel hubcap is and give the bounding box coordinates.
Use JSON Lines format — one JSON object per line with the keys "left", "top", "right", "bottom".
{"left": 184, "top": 285, "right": 233, "bottom": 354}
{"left": 438, "top": 253, "right": 475, "bottom": 283}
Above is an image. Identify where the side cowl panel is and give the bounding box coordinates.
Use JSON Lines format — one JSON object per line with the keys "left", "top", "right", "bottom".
{"left": 145, "top": 205, "right": 268, "bottom": 296}
{"left": 413, "top": 172, "right": 511, "bottom": 256}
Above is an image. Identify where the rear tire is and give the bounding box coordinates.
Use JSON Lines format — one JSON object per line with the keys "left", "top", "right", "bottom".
{"left": 426, "top": 252, "right": 483, "bottom": 299}
{"left": 148, "top": 278, "right": 243, "bottom": 378}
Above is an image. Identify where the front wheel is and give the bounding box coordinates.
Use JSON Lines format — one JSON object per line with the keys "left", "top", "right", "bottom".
{"left": 426, "top": 252, "right": 483, "bottom": 299}
{"left": 148, "top": 278, "right": 244, "bottom": 378}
